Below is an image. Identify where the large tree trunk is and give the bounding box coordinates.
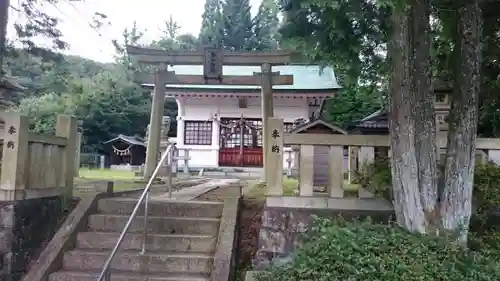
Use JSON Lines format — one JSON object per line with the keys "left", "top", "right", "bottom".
{"left": 388, "top": 0, "right": 438, "bottom": 233}
{"left": 440, "top": 0, "right": 482, "bottom": 244}
{"left": 0, "top": 0, "right": 9, "bottom": 73}
{"left": 409, "top": 0, "right": 439, "bottom": 224}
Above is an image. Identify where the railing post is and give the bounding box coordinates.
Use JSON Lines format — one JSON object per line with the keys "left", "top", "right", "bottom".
{"left": 96, "top": 144, "right": 175, "bottom": 281}
{"left": 168, "top": 147, "right": 175, "bottom": 199}
{"left": 56, "top": 115, "right": 78, "bottom": 199}
{"left": 103, "top": 268, "right": 110, "bottom": 281}
{"left": 141, "top": 191, "right": 149, "bottom": 254}
{"left": 0, "top": 112, "right": 29, "bottom": 201}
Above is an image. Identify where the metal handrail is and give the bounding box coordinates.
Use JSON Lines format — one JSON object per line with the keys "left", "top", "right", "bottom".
{"left": 97, "top": 143, "right": 177, "bottom": 281}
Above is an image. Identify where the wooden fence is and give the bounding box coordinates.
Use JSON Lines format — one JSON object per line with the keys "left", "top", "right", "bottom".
{"left": 0, "top": 112, "right": 78, "bottom": 201}
{"left": 264, "top": 117, "right": 500, "bottom": 198}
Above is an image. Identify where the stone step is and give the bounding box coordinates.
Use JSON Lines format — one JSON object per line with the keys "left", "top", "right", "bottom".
{"left": 62, "top": 250, "right": 213, "bottom": 274}
{"left": 97, "top": 198, "right": 224, "bottom": 218}
{"left": 87, "top": 214, "right": 220, "bottom": 235}
{"left": 49, "top": 271, "right": 209, "bottom": 281}
{"left": 76, "top": 232, "right": 217, "bottom": 253}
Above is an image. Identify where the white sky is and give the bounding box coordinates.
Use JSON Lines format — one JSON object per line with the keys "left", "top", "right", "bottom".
{"left": 7, "top": 0, "right": 262, "bottom": 63}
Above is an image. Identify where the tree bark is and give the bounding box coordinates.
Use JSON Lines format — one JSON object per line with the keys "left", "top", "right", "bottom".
{"left": 409, "top": 0, "right": 439, "bottom": 226}
{"left": 0, "top": 0, "right": 9, "bottom": 74}
{"left": 388, "top": 0, "right": 438, "bottom": 233}
{"left": 440, "top": 0, "right": 482, "bottom": 244}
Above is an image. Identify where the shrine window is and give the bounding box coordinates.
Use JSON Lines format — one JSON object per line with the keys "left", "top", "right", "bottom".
{"left": 184, "top": 121, "right": 213, "bottom": 145}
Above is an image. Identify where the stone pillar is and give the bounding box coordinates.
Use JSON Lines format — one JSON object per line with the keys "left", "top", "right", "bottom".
{"left": 212, "top": 117, "right": 220, "bottom": 165}
{"left": 358, "top": 146, "right": 375, "bottom": 167}
{"left": 55, "top": 115, "right": 78, "bottom": 199}
{"left": 265, "top": 118, "right": 284, "bottom": 195}
{"left": 74, "top": 133, "right": 82, "bottom": 177}
{"left": 176, "top": 98, "right": 185, "bottom": 146}
{"left": 261, "top": 63, "right": 274, "bottom": 181}
{"left": 347, "top": 146, "right": 359, "bottom": 184}
{"left": 212, "top": 118, "right": 220, "bottom": 148}
{"left": 299, "top": 145, "right": 314, "bottom": 196}
{"left": 290, "top": 145, "right": 300, "bottom": 178}
{"left": 328, "top": 145, "right": 344, "bottom": 198}
{"left": 144, "top": 69, "right": 167, "bottom": 179}
{"left": 0, "top": 112, "right": 29, "bottom": 201}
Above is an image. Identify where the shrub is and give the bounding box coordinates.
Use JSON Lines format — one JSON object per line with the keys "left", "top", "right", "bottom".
{"left": 256, "top": 217, "right": 500, "bottom": 281}
{"left": 355, "top": 159, "right": 500, "bottom": 216}
{"left": 353, "top": 156, "right": 392, "bottom": 200}
{"left": 473, "top": 162, "right": 500, "bottom": 224}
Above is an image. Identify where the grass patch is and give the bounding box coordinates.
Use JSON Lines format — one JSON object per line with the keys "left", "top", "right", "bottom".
{"left": 74, "top": 168, "right": 143, "bottom": 197}
{"left": 245, "top": 177, "right": 298, "bottom": 198}
{"left": 243, "top": 178, "right": 362, "bottom": 199}
{"left": 77, "top": 168, "right": 139, "bottom": 181}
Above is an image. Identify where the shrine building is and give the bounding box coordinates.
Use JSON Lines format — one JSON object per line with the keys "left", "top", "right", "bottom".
{"left": 102, "top": 134, "right": 147, "bottom": 169}
{"left": 142, "top": 64, "right": 341, "bottom": 169}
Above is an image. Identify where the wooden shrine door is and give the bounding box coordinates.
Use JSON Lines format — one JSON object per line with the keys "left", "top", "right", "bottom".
{"left": 218, "top": 118, "right": 263, "bottom": 167}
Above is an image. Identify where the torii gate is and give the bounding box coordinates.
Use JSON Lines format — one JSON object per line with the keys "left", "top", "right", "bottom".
{"left": 126, "top": 45, "right": 295, "bottom": 181}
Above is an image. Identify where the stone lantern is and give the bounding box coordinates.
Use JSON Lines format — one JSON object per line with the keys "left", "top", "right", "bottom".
{"left": 433, "top": 79, "right": 452, "bottom": 137}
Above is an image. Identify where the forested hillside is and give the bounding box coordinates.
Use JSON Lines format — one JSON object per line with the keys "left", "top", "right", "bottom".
{"left": 2, "top": 0, "right": 291, "bottom": 153}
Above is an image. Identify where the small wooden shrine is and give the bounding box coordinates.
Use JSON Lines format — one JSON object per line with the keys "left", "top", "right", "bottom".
{"left": 102, "top": 134, "right": 147, "bottom": 167}
{"left": 290, "top": 117, "right": 347, "bottom": 188}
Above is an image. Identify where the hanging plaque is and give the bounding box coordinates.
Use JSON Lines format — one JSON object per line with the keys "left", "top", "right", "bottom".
{"left": 203, "top": 46, "right": 222, "bottom": 83}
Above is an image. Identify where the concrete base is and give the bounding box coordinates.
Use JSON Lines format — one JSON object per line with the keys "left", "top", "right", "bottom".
{"left": 0, "top": 196, "right": 72, "bottom": 280}
{"left": 265, "top": 196, "right": 393, "bottom": 211}
{"left": 253, "top": 196, "right": 394, "bottom": 269}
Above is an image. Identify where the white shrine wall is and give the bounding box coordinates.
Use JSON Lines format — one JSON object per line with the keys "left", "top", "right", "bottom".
{"left": 174, "top": 95, "right": 311, "bottom": 169}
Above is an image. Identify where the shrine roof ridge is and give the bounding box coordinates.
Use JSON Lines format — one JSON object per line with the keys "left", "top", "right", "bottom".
{"left": 346, "top": 109, "right": 389, "bottom": 130}
{"left": 141, "top": 64, "right": 341, "bottom": 91}
{"left": 291, "top": 117, "right": 348, "bottom": 135}
{"left": 103, "top": 134, "right": 146, "bottom": 147}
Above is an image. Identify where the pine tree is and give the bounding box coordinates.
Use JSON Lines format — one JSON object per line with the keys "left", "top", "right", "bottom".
{"left": 221, "top": 0, "right": 254, "bottom": 51}
{"left": 253, "top": 0, "right": 280, "bottom": 50}
{"left": 199, "top": 0, "right": 223, "bottom": 46}
{"left": 164, "top": 15, "right": 181, "bottom": 39}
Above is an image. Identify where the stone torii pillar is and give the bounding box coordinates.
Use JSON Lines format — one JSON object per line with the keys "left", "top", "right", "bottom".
{"left": 259, "top": 63, "right": 274, "bottom": 181}
{"left": 144, "top": 67, "right": 168, "bottom": 180}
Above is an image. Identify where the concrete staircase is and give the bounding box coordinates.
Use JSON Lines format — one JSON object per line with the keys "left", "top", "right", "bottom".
{"left": 48, "top": 197, "right": 224, "bottom": 281}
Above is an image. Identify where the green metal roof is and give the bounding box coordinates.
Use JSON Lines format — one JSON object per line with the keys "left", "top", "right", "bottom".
{"left": 141, "top": 65, "right": 341, "bottom": 91}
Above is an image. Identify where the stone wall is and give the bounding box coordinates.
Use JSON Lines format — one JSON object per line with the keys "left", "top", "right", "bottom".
{"left": 0, "top": 196, "right": 74, "bottom": 281}
{"left": 253, "top": 205, "right": 393, "bottom": 269}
